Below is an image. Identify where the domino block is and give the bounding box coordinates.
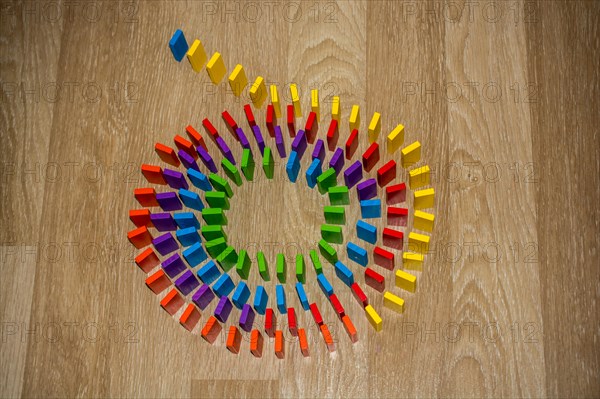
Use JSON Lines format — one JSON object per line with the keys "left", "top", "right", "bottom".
{"left": 286, "top": 150, "right": 301, "bottom": 183}
{"left": 185, "top": 125, "right": 207, "bottom": 151}
{"left": 403, "top": 252, "right": 425, "bottom": 271}
{"left": 196, "top": 146, "right": 218, "bottom": 173}
{"left": 206, "top": 52, "right": 226, "bottom": 84}
{"left": 362, "top": 143, "right": 380, "bottom": 172}
{"left": 244, "top": 104, "right": 256, "bottom": 128}
{"left": 249, "top": 76, "right": 267, "bottom": 108}
{"left": 290, "top": 83, "right": 301, "bottom": 117}
{"left": 324, "top": 206, "right": 345, "bottom": 225}
{"left": 257, "top": 251, "right": 270, "bottom": 281}
{"left": 274, "top": 126, "right": 286, "bottom": 158}
{"left": 145, "top": 270, "right": 171, "bottom": 294}
{"left": 356, "top": 220, "right": 377, "bottom": 244}
{"left": 368, "top": 112, "right": 381, "bottom": 143}
{"left": 383, "top": 291, "right": 405, "bottom": 314}
{"left": 276, "top": 253, "right": 286, "bottom": 283}
{"left": 221, "top": 158, "right": 242, "bottom": 186}
{"left": 174, "top": 135, "right": 197, "bottom": 159}
{"left": 180, "top": 303, "right": 201, "bottom": 332}
{"left": 161, "top": 253, "right": 186, "bottom": 278}
{"left": 342, "top": 315, "right": 358, "bottom": 343}
{"left": 382, "top": 228, "right": 404, "bottom": 250}
{"left": 262, "top": 147, "right": 274, "bottom": 179}
{"left": 317, "top": 273, "right": 334, "bottom": 297}
{"left": 287, "top": 104, "right": 295, "bottom": 137}
{"left": 252, "top": 125, "right": 265, "bottom": 154}
{"left": 377, "top": 160, "right": 397, "bottom": 187}
{"left": 386, "top": 182, "right": 406, "bottom": 204}
{"left": 155, "top": 143, "right": 180, "bottom": 166}
{"left": 141, "top": 164, "right": 166, "bottom": 185}
{"left": 296, "top": 254, "right": 306, "bottom": 283}
{"left": 236, "top": 250, "right": 252, "bottom": 280}
{"left": 203, "top": 118, "right": 220, "bottom": 140}
{"left": 264, "top": 308, "right": 276, "bottom": 337}
{"left": 329, "top": 294, "right": 345, "bottom": 318}
{"left": 206, "top": 238, "right": 228, "bottom": 258}
{"left": 253, "top": 286, "right": 268, "bottom": 315}
{"left": 414, "top": 210, "right": 435, "bottom": 232}
{"left": 226, "top": 326, "right": 242, "bottom": 354}
{"left": 309, "top": 303, "right": 323, "bottom": 325}
{"left": 321, "top": 225, "right": 343, "bottom": 244}
{"left": 134, "top": 188, "right": 158, "bottom": 207}
{"left": 365, "top": 268, "right": 385, "bottom": 292}
{"left": 177, "top": 150, "right": 199, "bottom": 172}
{"left": 298, "top": 328, "right": 310, "bottom": 357}
{"left": 387, "top": 207, "right": 408, "bottom": 226}
{"left": 216, "top": 246, "right": 238, "bottom": 272}
{"left": 276, "top": 285, "right": 287, "bottom": 314}
{"left": 312, "top": 139, "right": 325, "bottom": 162}
{"left": 414, "top": 188, "right": 435, "bottom": 209}
{"left": 208, "top": 173, "right": 233, "bottom": 197}
{"left": 130, "top": 209, "right": 152, "bottom": 228}
{"left": 306, "top": 158, "right": 322, "bottom": 188}
{"left": 295, "top": 282, "right": 309, "bottom": 310}
{"left": 275, "top": 330, "right": 285, "bottom": 359}
{"left": 228, "top": 64, "right": 247, "bottom": 96}
{"left": 169, "top": 29, "right": 188, "bottom": 62}
{"left": 347, "top": 242, "right": 368, "bottom": 266}
{"left": 387, "top": 124, "right": 405, "bottom": 153}
{"left": 270, "top": 84, "right": 281, "bottom": 118}
{"left": 364, "top": 304, "right": 383, "bottom": 332}
{"left": 345, "top": 129, "right": 359, "bottom": 160}
{"left": 239, "top": 304, "right": 255, "bottom": 332}
{"left": 135, "top": 247, "right": 160, "bottom": 273}
{"left": 236, "top": 127, "right": 250, "bottom": 150}
{"left": 250, "top": 329, "right": 264, "bottom": 358}
{"left": 327, "top": 119, "right": 339, "bottom": 151}
{"left": 318, "top": 239, "right": 338, "bottom": 264}
{"left": 240, "top": 148, "right": 255, "bottom": 181}
{"left": 349, "top": 105, "right": 360, "bottom": 130}
{"left": 328, "top": 185, "right": 350, "bottom": 205}
{"left": 331, "top": 96, "right": 340, "bottom": 121}
{"left": 287, "top": 308, "right": 297, "bottom": 335}
{"left": 152, "top": 232, "right": 178, "bottom": 256}
{"left": 316, "top": 167, "right": 337, "bottom": 194}
{"left": 305, "top": 111, "right": 318, "bottom": 143}
{"left": 329, "top": 147, "right": 345, "bottom": 175}
{"left": 356, "top": 178, "right": 377, "bottom": 201}
{"left": 178, "top": 189, "right": 204, "bottom": 211}
{"left": 395, "top": 269, "right": 417, "bottom": 293}
{"left": 360, "top": 199, "right": 382, "bottom": 218}
{"left": 163, "top": 168, "right": 189, "bottom": 190}
{"left": 291, "top": 129, "right": 307, "bottom": 159}
{"left": 401, "top": 141, "right": 421, "bottom": 168}
{"left": 196, "top": 260, "right": 221, "bottom": 284}
{"left": 319, "top": 324, "right": 335, "bottom": 352}
{"left": 373, "top": 246, "right": 395, "bottom": 270}
{"left": 309, "top": 250, "right": 323, "bottom": 275}
{"left": 193, "top": 284, "right": 216, "bottom": 310}
{"left": 202, "top": 208, "right": 227, "bottom": 226}
{"left": 334, "top": 261, "right": 354, "bottom": 286}
{"left": 182, "top": 241, "right": 208, "bottom": 267}
{"left": 214, "top": 295, "right": 233, "bottom": 323}
{"left": 351, "top": 282, "right": 369, "bottom": 307}
{"left": 408, "top": 232, "right": 430, "bottom": 253}
{"left": 187, "top": 169, "right": 212, "bottom": 191}
{"left": 409, "top": 165, "right": 431, "bottom": 189}
{"left": 161, "top": 289, "right": 184, "bottom": 315}
{"left": 212, "top": 273, "right": 235, "bottom": 298}
{"left": 205, "top": 191, "right": 230, "bottom": 210}
{"left": 200, "top": 316, "right": 222, "bottom": 344}
{"left": 186, "top": 39, "right": 206, "bottom": 72}
{"left": 201, "top": 225, "right": 227, "bottom": 242}
{"left": 176, "top": 226, "right": 201, "bottom": 247}
{"left": 311, "top": 89, "right": 320, "bottom": 120}
{"left": 175, "top": 269, "right": 200, "bottom": 295}
{"left": 266, "top": 104, "right": 276, "bottom": 137}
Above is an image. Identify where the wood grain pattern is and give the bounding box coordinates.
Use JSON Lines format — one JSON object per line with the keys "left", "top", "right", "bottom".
{"left": 0, "top": 1, "right": 598, "bottom": 398}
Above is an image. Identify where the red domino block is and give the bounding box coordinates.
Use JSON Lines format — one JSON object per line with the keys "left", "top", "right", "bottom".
{"left": 264, "top": 308, "right": 276, "bottom": 338}
{"left": 141, "top": 164, "right": 166, "bottom": 185}
{"left": 326, "top": 119, "right": 339, "bottom": 151}
{"left": 160, "top": 288, "right": 184, "bottom": 315}
{"left": 129, "top": 209, "right": 152, "bottom": 228}
{"left": 374, "top": 246, "right": 395, "bottom": 270}
{"left": 304, "top": 111, "right": 318, "bottom": 144}
{"left": 386, "top": 182, "right": 406, "bottom": 204}
{"left": 180, "top": 303, "right": 201, "bottom": 332}
{"left": 362, "top": 143, "right": 380, "bottom": 172}
{"left": 351, "top": 282, "right": 369, "bottom": 307}
{"left": 266, "top": 104, "right": 276, "bottom": 137}
{"left": 127, "top": 226, "right": 153, "bottom": 249}
{"left": 202, "top": 118, "right": 219, "bottom": 141}
{"left": 134, "top": 188, "right": 158, "bottom": 207}
{"left": 221, "top": 110, "right": 239, "bottom": 141}
{"left": 135, "top": 247, "right": 160, "bottom": 272}
{"left": 345, "top": 129, "right": 359, "bottom": 160}
{"left": 377, "top": 160, "right": 397, "bottom": 187}
{"left": 154, "top": 143, "right": 181, "bottom": 166}
{"left": 201, "top": 316, "right": 222, "bottom": 344}
{"left": 365, "top": 268, "right": 385, "bottom": 292}
{"left": 185, "top": 125, "right": 208, "bottom": 151}
{"left": 388, "top": 207, "right": 409, "bottom": 226}
{"left": 287, "top": 104, "right": 296, "bottom": 137}
{"left": 328, "top": 294, "right": 345, "bottom": 318}
{"left": 244, "top": 104, "right": 256, "bottom": 128}
{"left": 320, "top": 324, "right": 335, "bottom": 352}
{"left": 145, "top": 269, "right": 171, "bottom": 294}
{"left": 342, "top": 315, "right": 358, "bottom": 343}
{"left": 226, "top": 326, "right": 242, "bottom": 354}
{"left": 250, "top": 329, "right": 264, "bottom": 358}
{"left": 287, "top": 307, "right": 298, "bottom": 336}
{"left": 309, "top": 303, "right": 323, "bottom": 326}
{"left": 174, "top": 135, "right": 198, "bottom": 159}
{"left": 383, "top": 228, "right": 404, "bottom": 250}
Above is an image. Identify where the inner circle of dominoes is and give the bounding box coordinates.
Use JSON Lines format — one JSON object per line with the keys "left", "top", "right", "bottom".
{"left": 126, "top": 29, "right": 435, "bottom": 358}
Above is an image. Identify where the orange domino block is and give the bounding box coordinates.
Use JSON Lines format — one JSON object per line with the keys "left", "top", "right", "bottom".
{"left": 298, "top": 328, "right": 309, "bottom": 357}
{"left": 377, "top": 160, "right": 396, "bottom": 187}
{"left": 345, "top": 128, "right": 359, "bottom": 160}
{"left": 180, "top": 303, "right": 201, "bottom": 331}
{"left": 141, "top": 164, "right": 166, "bottom": 185}
{"left": 265, "top": 308, "right": 276, "bottom": 337}
{"left": 365, "top": 268, "right": 385, "bottom": 292}
{"left": 275, "top": 330, "right": 285, "bottom": 359}
{"left": 174, "top": 135, "right": 197, "bottom": 159}
{"left": 129, "top": 209, "right": 152, "bottom": 228}
{"left": 226, "top": 326, "right": 242, "bottom": 354}
{"left": 341, "top": 315, "right": 358, "bottom": 343}
{"left": 201, "top": 316, "right": 222, "bottom": 344}
{"left": 320, "top": 324, "right": 335, "bottom": 352}
{"left": 134, "top": 187, "right": 158, "bottom": 207}
{"left": 186, "top": 125, "right": 208, "bottom": 151}
{"left": 250, "top": 329, "right": 264, "bottom": 358}
{"left": 154, "top": 143, "right": 181, "bottom": 166}
{"left": 287, "top": 308, "right": 298, "bottom": 336}
{"left": 135, "top": 247, "right": 160, "bottom": 273}
{"left": 373, "top": 246, "right": 395, "bottom": 270}
{"left": 127, "top": 226, "right": 153, "bottom": 249}
{"left": 160, "top": 288, "right": 184, "bottom": 315}
{"left": 145, "top": 269, "right": 171, "bottom": 294}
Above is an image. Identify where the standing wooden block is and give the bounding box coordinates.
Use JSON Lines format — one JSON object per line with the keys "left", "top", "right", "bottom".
{"left": 309, "top": 303, "right": 324, "bottom": 325}
{"left": 290, "top": 83, "right": 301, "bottom": 117}
{"left": 264, "top": 308, "right": 276, "bottom": 337}
{"left": 311, "top": 89, "right": 320, "bottom": 120}
{"left": 221, "top": 158, "right": 242, "bottom": 186}
{"left": 329, "top": 148, "right": 345, "bottom": 175}
{"left": 226, "top": 326, "right": 242, "bottom": 354}
{"left": 240, "top": 148, "right": 255, "bottom": 182}
{"left": 266, "top": 104, "right": 276, "bottom": 137}
{"left": 214, "top": 295, "right": 233, "bottom": 323}
{"left": 186, "top": 39, "right": 206, "bottom": 72}
{"left": 387, "top": 124, "right": 405, "bottom": 154}
{"left": 196, "top": 147, "right": 218, "bottom": 174}
{"left": 382, "top": 228, "right": 404, "bottom": 250}
{"left": 414, "top": 188, "right": 435, "bottom": 209}
{"left": 249, "top": 76, "right": 267, "bottom": 108}
{"left": 362, "top": 143, "right": 380, "bottom": 172}
{"left": 287, "top": 104, "right": 296, "bottom": 137}
{"left": 368, "top": 112, "right": 381, "bottom": 143}
{"left": 316, "top": 167, "right": 338, "bottom": 195}
{"left": 274, "top": 126, "right": 286, "bottom": 158}
{"left": 206, "top": 52, "right": 226, "bottom": 84}
{"left": 209, "top": 173, "right": 234, "bottom": 197}
{"left": 395, "top": 269, "right": 417, "bottom": 293}
{"left": 228, "top": 64, "right": 247, "bottom": 97}
{"left": 347, "top": 242, "right": 368, "bottom": 266}
{"left": 365, "top": 305, "right": 383, "bottom": 332}
{"left": 201, "top": 316, "right": 222, "bottom": 344}
{"left": 275, "top": 330, "right": 285, "bottom": 359}
{"left": 257, "top": 251, "right": 270, "bottom": 281}
{"left": 180, "top": 303, "right": 201, "bottom": 332}
{"left": 184, "top": 241, "right": 209, "bottom": 268}
{"left": 244, "top": 104, "right": 256, "bottom": 128}
{"left": 253, "top": 286, "right": 268, "bottom": 315}
{"left": 377, "top": 160, "right": 397, "bottom": 187}
{"left": 201, "top": 118, "right": 219, "bottom": 141}
{"left": 252, "top": 125, "right": 266, "bottom": 154}
{"left": 177, "top": 149, "right": 199, "bottom": 172}
{"left": 321, "top": 225, "right": 343, "bottom": 244}
{"left": 312, "top": 139, "right": 325, "bottom": 162}
{"left": 349, "top": 105, "right": 360, "bottom": 130}
{"left": 236, "top": 250, "right": 252, "bottom": 280}
{"left": 373, "top": 246, "right": 395, "bottom": 270}
{"left": 403, "top": 252, "right": 425, "bottom": 271}
{"left": 155, "top": 143, "right": 181, "bottom": 166}
{"left": 160, "top": 289, "right": 184, "bottom": 315}
{"left": 196, "top": 260, "right": 221, "bottom": 284}
{"left": 276, "top": 284, "right": 287, "bottom": 314}
{"left": 295, "top": 282, "right": 310, "bottom": 310}
{"left": 136, "top": 247, "right": 160, "bottom": 272}
{"left": 129, "top": 209, "right": 152, "bottom": 228}
{"left": 401, "top": 141, "right": 421, "bottom": 168}
{"left": 185, "top": 125, "right": 208, "bottom": 151}
{"left": 305, "top": 111, "right": 318, "bottom": 143}
{"left": 217, "top": 137, "right": 236, "bottom": 166}
{"left": 414, "top": 210, "right": 435, "bottom": 232}
{"left": 296, "top": 254, "right": 306, "bottom": 283}
{"left": 263, "top": 147, "right": 274, "bottom": 179}
{"left": 341, "top": 315, "right": 358, "bottom": 343}
{"left": 287, "top": 308, "right": 298, "bottom": 336}
{"left": 270, "top": 84, "right": 281, "bottom": 118}
{"left": 178, "top": 189, "right": 204, "bottom": 212}
{"left": 202, "top": 208, "right": 228, "bottom": 226}
{"left": 174, "top": 269, "right": 200, "bottom": 295}
{"left": 357, "top": 178, "right": 377, "bottom": 201}
{"left": 286, "top": 151, "right": 301, "bottom": 183}
{"left": 387, "top": 207, "right": 408, "bottom": 226}
{"left": 221, "top": 111, "right": 239, "bottom": 141}
{"left": 331, "top": 96, "right": 340, "bottom": 121}
{"left": 232, "top": 281, "right": 251, "bottom": 309}
{"left": 351, "top": 282, "right": 369, "bottom": 307}
{"left": 324, "top": 205, "right": 346, "bottom": 225}
{"left": 365, "top": 268, "right": 385, "bottom": 292}
{"left": 141, "top": 164, "right": 166, "bottom": 185}
{"left": 145, "top": 269, "right": 171, "bottom": 294}
{"left": 386, "top": 182, "right": 406, "bottom": 204}
{"left": 127, "top": 226, "right": 153, "bottom": 249}
{"left": 343, "top": 160, "right": 363, "bottom": 189}
{"left": 163, "top": 168, "right": 189, "bottom": 190}
{"left": 320, "top": 324, "right": 335, "bottom": 352}
{"left": 276, "top": 253, "right": 286, "bottom": 283}
{"left": 318, "top": 239, "right": 338, "bottom": 264}
{"left": 134, "top": 187, "right": 158, "bottom": 207}
{"left": 161, "top": 253, "right": 186, "bottom": 278}
{"left": 360, "top": 199, "right": 382, "bottom": 219}
{"left": 174, "top": 135, "right": 197, "bottom": 159}
{"left": 409, "top": 165, "right": 431, "bottom": 189}
{"left": 250, "top": 329, "right": 264, "bottom": 358}
{"left": 213, "top": 273, "right": 235, "bottom": 298}
{"left": 291, "top": 129, "right": 308, "bottom": 159}
{"left": 356, "top": 220, "right": 377, "bottom": 244}
{"left": 306, "top": 158, "right": 322, "bottom": 188}
{"left": 326, "top": 119, "right": 339, "bottom": 151}
{"left": 317, "top": 273, "right": 334, "bottom": 297}
{"left": 345, "top": 129, "right": 359, "bottom": 160}
{"left": 334, "top": 260, "right": 354, "bottom": 286}
{"left": 408, "top": 232, "right": 430, "bottom": 253}
{"left": 298, "top": 328, "right": 310, "bottom": 357}
{"left": 329, "top": 294, "right": 345, "bottom": 318}
{"left": 328, "top": 185, "right": 350, "bottom": 205}
{"left": 383, "top": 292, "right": 405, "bottom": 314}
{"left": 205, "top": 191, "right": 230, "bottom": 210}
{"left": 156, "top": 192, "right": 183, "bottom": 212}
{"left": 310, "top": 250, "right": 324, "bottom": 275}
{"left": 239, "top": 304, "right": 256, "bottom": 332}
{"left": 169, "top": 29, "right": 188, "bottom": 62}
{"left": 193, "top": 284, "right": 216, "bottom": 310}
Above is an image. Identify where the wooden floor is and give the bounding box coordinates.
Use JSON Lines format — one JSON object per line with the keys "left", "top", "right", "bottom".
{"left": 1, "top": 1, "right": 599, "bottom": 397}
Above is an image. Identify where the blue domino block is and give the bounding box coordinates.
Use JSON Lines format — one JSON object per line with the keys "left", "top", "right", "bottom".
{"left": 169, "top": 29, "right": 189, "bottom": 62}
{"left": 334, "top": 261, "right": 354, "bottom": 287}
{"left": 175, "top": 226, "right": 200, "bottom": 247}
{"left": 356, "top": 220, "right": 377, "bottom": 244}
{"left": 178, "top": 189, "right": 204, "bottom": 211}
{"left": 347, "top": 242, "right": 368, "bottom": 266}
{"left": 317, "top": 273, "right": 334, "bottom": 297}
{"left": 187, "top": 168, "right": 212, "bottom": 191}
{"left": 276, "top": 285, "right": 287, "bottom": 314}
{"left": 305, "top": 158, "right": 322, "bottom": 188}
{"left": 295, "top": 282, "right": 309, "bottom": 311}
{"left": 213, "top": 273, "right": 235, "bottom": 298}
{"left": 183, "top": 242, "right": 208, "bottom": 267}
{"left": 286, "top": 150, "right": 301, "bottom": 183}
{"left": 360, "top": 199, "right": 382, "bottom": 218}
{"left": 173, "top": 212, "right": 200, "bottom": 229}
{"left": 232, "top": 281, "right": 251, "bottom": 309}
{"left": 196, "top": 260, "right": 221, "bottom": 284}
{"left": 253, "top": 285, "right": 268, "bottom": 315}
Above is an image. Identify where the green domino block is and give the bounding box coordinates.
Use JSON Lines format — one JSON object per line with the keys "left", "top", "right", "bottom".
{"left": 216, "top": 246, "right": 238, "bottom": 271}
{"left": 316, "top": 167, "right": 337, "bottom": 195}
{"left": 201, "top": 225, "right": 227, "bottom": 241}
{"left": 205, "top": 191, "right": 230, "bottom": 210}
{"left": 209, "top": 173, "right": 234, "bottom": 198}
{"left": 276, "top": 253, "right": 286, "bottom": 283}
{"left": 318, "top": 239, "right": 338, "bottom": 264}
{"left": 309, "top": 249, "right": 323, "bottom": 275}
{"left": 262, "top": 147, "right": 274, "bottom": 179}
{"left": 321, "top": 224, "right": 343, "bottom": 243}
{"left": 206, "top": 238, "right": 227, "bottom": 258}
{"left": 324, "top": 206, "right": 346, "bottom": 225}
{"left": 201, "top": 208, "right": 228, "bottom": 225}
{"left": 241, "top": 148, "right": 255, "bottom": 181}
{"left": 328, "top": 186, "right": 350, "bottom": 205}
{"left": 257, "top": 251, "right": 270, "bottom": 281}
{"left": 221, "top": 158, "right": 243, "bottom": 187}
{"left": 236, "top": 249, "right": 252, "bottom": 280}
{"left": 295, "top": 254, "right": 306, "bottom": 283}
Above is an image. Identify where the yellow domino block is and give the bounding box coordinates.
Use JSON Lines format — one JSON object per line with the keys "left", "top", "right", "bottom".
{"left": 403, "top": 252, "right": 424, "bottom": 271}
{"left": 270, "top": 85, "right": 281, "bottom": 118}
{"left": 206, "top": 52, "right": 226, "bottom": 84}
{"left": 408, "top": 232, "right": 430, "bottom": 254}
{"left": 290, "top": 84, "right": 301, "bottom": 117}
{"left": 311, "top": 89, "right": 320, "bottom": 120}
{"left": 368, "top": 112, "right": 381, "bottom": 143}
{"left": 331, "top": 96, "right": 340, "bottom": 121}
{"left": 364, "top": 305, "right": 382, "bottom": 332}
{"left": 395, "top": 270, "right": 417, "bottom": 293}
{"left": 383, "top": 292, "right": 405, "bottom": 314}
{"left": 228, "top": 64, "right": 247, "bottom": 97}
{"left": 414, "top": 188, "right": 435, "bottom": 210}
{"left": 414, "top": 210, "right": 435, "bottom": 232}
{"left": 409, "top": 165, "right": 431, "bottom": 189}
{"left": 249, "top": 76, "right": 267, "bottom": 108}
{"left": 387, "top": 124, "right": 405, "bottom": 154}
{"left": 349, "top": 105, "right": 360, "bottom": 130}
{"left": 186, "top": 39, "right": 207, "bottom": 72}
{"left": 401, "top": 141, "right": 421, "bottom": 168}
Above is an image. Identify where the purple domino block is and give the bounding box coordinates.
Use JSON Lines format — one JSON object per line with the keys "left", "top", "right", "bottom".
{"left": 357, "top": 178, "right": 377, "bottom": 201}
{"left": 178, "top": 149, "right": 199, "bottom": 171}
{"left": 291, "top": 129, "right": 307, "bottom": 159}
{"left": 214, "top": 295, "right": 233, "bottom": 323}
{"left": 216, "top": 136, "right": 236, "bottom": 165}
{"left": 156, "top": 192, "right": 183, "bottom": 211}
{"left": 163, "top": 169, "right": 189, "bottom": 190}
{"left": 236, "top": 128, "right": 251, "bottom": 152}
{"left": 252, "top": 125, "right": 265, "bottom": 153}
{"left": 196, "top": 146, "right": 218, "bottom": 173}
{"left": 312, "top": 139, "right": 325, "bottom": 162}
{"left": 192, "top": 284, "right": 215, "bottom": 310}
{"left": 329, "top": 147, "right": 345, "bottom": 175}
{"left": 153, "top": 232, "right": 179, "bottom": 256}
{"left": 344, "top": 160, "right": 363, "bottom": 189}
{"left": 161, "top": 252, "right": 186, "bottom": 277}
{"left": 150, "top": 212, "right": 177, "bottom": 231}
{"left": 274, "top": 125, "right": 286, "bottom": 158}
{"left": 175, "top": 269, "right": 200, "bottom": 295}
{"left": 239, "top": 303, "right": 255, "bottom": 332}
